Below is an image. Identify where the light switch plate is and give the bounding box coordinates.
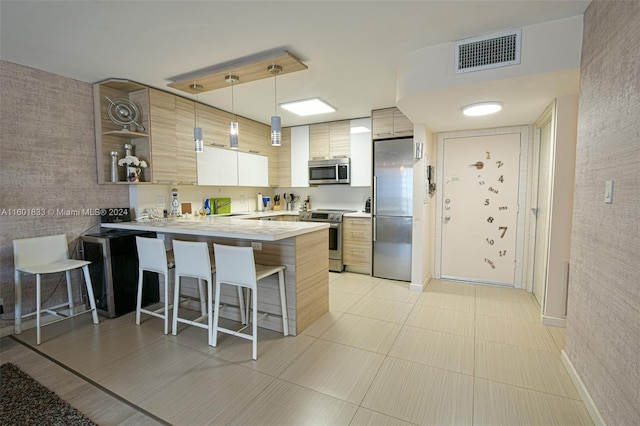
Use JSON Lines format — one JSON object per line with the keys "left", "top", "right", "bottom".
{"left": 605, "top": 180, "right": 614, "bottom": 204}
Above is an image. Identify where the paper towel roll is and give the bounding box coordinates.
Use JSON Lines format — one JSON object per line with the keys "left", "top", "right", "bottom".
{"left": 257, "top": 193, "right": 263, "bottom": 211}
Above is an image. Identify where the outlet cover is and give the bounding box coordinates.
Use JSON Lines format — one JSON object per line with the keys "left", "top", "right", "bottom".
{"left": 251, "top": 242, "right": 262, "bottom": 251}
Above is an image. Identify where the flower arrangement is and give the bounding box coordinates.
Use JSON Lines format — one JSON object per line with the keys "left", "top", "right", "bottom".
{"left": 118, "top": 156, "right": 148, "bottom": 168}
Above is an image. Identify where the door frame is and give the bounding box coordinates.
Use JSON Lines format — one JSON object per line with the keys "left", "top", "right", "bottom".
{"left": 527, "top": 102, "right": 556, "bottom": 301}
{"left": 434, "top": 126, "right": 530, "bottom": 289}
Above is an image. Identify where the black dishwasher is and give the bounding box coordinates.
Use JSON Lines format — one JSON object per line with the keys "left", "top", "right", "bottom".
{"left": 81, "top": 229, "right": 160, "bottom": 318}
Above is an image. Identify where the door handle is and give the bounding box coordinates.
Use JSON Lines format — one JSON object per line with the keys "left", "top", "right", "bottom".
{"left": 372, "top": 217, "right": 377, "bottom": 242}
{"left": 372, "top": 176, "right": 377, "bottom": 215}
{"left": 444, "top": 215, "right": 451, "bottom": 222}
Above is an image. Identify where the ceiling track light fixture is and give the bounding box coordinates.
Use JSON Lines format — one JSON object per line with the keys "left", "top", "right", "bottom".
{"left": 269, "top": 64, "right": 282, "bottom": 147}
{"left": 191, "top": 83, "right": 204, "bottom": 153}
{"left": 462, "top": 101, "right": 503, "bottom": 116}
{"left": 226, "top": 74, "right": 239, "bottom": 150}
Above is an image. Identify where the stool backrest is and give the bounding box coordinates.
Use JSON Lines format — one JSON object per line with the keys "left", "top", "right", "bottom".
{"left": 213, "top": 244, "right": 257, "bottom": 288}
{"left": 172, "top": 240, "right": 211, "bottom": 281}
{"left": 13, "top": 234, "right": 69, "bottom": 269}
{"left": 136, "top": 236, "right": 168, "bottom": 274}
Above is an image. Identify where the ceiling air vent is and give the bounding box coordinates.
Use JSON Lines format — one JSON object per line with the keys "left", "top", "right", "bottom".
{"left": 455, "top": 29, "right": 521, "bottom": 74}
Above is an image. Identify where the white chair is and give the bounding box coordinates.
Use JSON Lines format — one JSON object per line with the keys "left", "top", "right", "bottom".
{"left": 13, "top": 234, "right": 99, "bottom": 345}
{"left": 171, "top": 240, "right": 217, "bottom": 341}
{"left": 211, "top": 244, "right": 289, "bottom": 360}
{"left": 135, "top": 236, "right": 174, "bottom": 334}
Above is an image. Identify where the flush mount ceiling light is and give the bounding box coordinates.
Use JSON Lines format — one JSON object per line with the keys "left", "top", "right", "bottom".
{"left": 191, "top": 83, "right": 204, "bottom": 153}
{"left": 226, "top": 75, "right": 239, "bottom": 150}
{"left": 462, "top": 101, "right": 503, "bottom": 116}
{"left": 280, "top": 98, "right": 336, "bottom": 117}
{"left": 269, "top": 64, "right": 282, "bottom": 147}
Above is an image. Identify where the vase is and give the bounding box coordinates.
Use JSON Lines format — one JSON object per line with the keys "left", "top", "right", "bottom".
{"left": 126, "top": 166, "right": 140, "bottom": 183}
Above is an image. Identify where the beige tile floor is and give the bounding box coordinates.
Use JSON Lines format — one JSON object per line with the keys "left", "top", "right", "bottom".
{"left": 2, "top": 273, "right": 594, "bottom": 425}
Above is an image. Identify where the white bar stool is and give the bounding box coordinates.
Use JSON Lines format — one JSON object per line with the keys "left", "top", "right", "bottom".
{"left": 211, "top": 243, "right": 289, "bottom": 360}
{"left": 171, "top": 240, "right": 216, "bottom": 341}
{"left": 13, "top": 234, "right": 99, "bottom": 345}
{"left": 135, "top": 236, "right": 174, "bottom": 334}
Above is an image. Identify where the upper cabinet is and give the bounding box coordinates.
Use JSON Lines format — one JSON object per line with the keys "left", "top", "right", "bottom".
{"left": 290, "top": 125, "right": 310, "bottom": 187}
{"left": 276, "top": 127, "right": 292, "bottom": 187}
{"left": 93, "top": 79, "right": 151, "bottom": 184}
{"left": 148, "top": 89, "right": 197, "bottom": 185}
{"left": 372, "top": 107, "right": 413, "bottom": 140}
{"left": 308, "top": 120, "right": 350, "bottom": 160}
{"left": 349, "top": 117, "right": 372, "bottom": 187}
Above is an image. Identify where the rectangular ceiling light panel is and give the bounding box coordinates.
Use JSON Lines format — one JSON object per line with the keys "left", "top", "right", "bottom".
{"left": 455, "top": 29, "right": 521, "bottom": 74}
{"left": 280, "top": 98, "right": 336, "bottom": 116}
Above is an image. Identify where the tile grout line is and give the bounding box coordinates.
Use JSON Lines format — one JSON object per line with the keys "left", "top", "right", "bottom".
{"left": 7, "top": 335, "right": 171, "bottom": 426}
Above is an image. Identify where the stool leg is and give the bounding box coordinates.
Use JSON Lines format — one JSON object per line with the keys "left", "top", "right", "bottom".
{"left": 172, "top": 271, "right": 181, "bottom": 335}
{"left": 239, "top": 287, "right": 247, "bottom": 325}
{"left": 163, "top": 272, "right": 169, "bottom": 335}
{"left": 14, "top": 271, "right": 22, "bottom": 335}
{"left": 252, "top": 286, "right": 258, "bottom": 360}
{"left": 207, "top": 278, "right": 213, "bottom": 346}
{"left": 278, "top": 270, "right": 289, "bottom": 336}
{"left": 135, "top": 267, "right": 144, "bottom": 325}
{"left": 65, "top": 270, "right": 75, "bottom": 315}
{"left": 36, "top": 273, "right": 42, "bottom": 345}
{"left": 81, "top": 266, "right": 99, "bottom": 325}
{"left": 197, "top": 278, "right": 206, "bottom": 315}
{"left": 211, "top": 280, "right": 222, "bottom": 347}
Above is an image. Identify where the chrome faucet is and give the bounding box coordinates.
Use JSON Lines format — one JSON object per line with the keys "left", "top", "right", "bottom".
{"left": 213, "top": 199, "right": 232, "bottom": 215}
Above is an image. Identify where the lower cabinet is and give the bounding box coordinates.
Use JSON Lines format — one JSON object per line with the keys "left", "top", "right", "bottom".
{"left": 343, "top": 217, "right": 372, "bottom": 274}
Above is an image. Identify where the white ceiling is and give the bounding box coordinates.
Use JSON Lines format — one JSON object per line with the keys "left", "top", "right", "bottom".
{"left": 0, "top": 1, "right": 590, "bottom": 131}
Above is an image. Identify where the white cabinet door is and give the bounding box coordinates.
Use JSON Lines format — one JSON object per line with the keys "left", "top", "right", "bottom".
{"left": 290, "top": 125, "right": 310, "bottom": 187}
{"left": 197, "top": 146, "right": 238, "bottom": 186}
{"left": 238, "top": 151, "right": 268, "bottom": 187}
{"left": 350, "top": 117, "right": 372, "bottom": 187}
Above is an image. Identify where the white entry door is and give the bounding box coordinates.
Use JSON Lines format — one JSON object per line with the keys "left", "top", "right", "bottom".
{"left": 440, "top": 133, "right": 522, "bottom": 285}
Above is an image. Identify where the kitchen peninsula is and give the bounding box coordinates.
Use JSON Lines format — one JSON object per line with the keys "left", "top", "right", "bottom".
{"left": 102, "top": 215, "right": 329, "bottom": 335}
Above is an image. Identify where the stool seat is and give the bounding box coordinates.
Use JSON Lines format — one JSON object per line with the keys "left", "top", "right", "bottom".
{"left": 16, "top": 259, "right": 91, "bottom": 275}
{"left": 255, "top": 264, "right": 286, "bottom": 281}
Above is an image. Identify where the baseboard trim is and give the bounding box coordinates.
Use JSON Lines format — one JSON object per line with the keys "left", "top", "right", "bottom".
{"left": 542, "top": 315, "right": 566, "bottom": 327}
{"left": 561, "top": 350, "right": 606, "bottom": 426}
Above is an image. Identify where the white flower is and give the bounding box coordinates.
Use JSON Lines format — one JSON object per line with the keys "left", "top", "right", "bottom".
{"left": 118, "top": 155, "right": 148, "bottom": 168}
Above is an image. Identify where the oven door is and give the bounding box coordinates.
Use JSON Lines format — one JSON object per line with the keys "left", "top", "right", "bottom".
{"left": 328, "top": 223, "right": 341, "bottom": 259}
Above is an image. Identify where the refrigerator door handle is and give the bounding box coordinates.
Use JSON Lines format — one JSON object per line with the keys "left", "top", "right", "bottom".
{"left": 372, "top": 176, "right": 377, "bottom": 215}
{"left": 372, "top": 217, "right": 377, "bottom": 242}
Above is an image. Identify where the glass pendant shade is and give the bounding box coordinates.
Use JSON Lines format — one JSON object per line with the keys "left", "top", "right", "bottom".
{"left": 229, "top": 121, "right": 239, "bottom": 150}
{"left": 270, "top": 116, "right": 281, "bottom": 146}
{"left": 194, "top": 127, "right": 204, "bottom": 153}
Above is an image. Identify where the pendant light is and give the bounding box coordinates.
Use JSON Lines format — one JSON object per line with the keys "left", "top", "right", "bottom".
{"left": 191, "top": 83, "right": 204, "bottom": 153}
{"left": 226, "top": 74, "right": 239, "bottom": 150}
{"left": 268, "top": 64, "right": 282, "bottom": 146}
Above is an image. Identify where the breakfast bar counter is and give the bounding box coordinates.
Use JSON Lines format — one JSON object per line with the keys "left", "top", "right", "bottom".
{"left": 102, "top": 216, "right": 330, "bottom": 336}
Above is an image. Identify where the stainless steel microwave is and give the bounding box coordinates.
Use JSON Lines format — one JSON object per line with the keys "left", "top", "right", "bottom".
{"left": 308, "top": 158, "right": 350, "bottom": 185}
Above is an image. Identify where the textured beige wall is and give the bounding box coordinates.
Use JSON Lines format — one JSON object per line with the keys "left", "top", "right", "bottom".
{"left": 0, "top": 61, "right": 129, "bottom": 330}
{"left": 565, "top": 1, "right": 640, "bottom": 424}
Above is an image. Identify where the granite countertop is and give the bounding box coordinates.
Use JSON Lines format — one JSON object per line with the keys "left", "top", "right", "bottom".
{"left": 101, "top": 214, "right": 328, "bottom": 241}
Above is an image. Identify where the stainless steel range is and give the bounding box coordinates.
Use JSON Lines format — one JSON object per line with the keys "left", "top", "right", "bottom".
{"left": 299, "top": 209, "right": 356, "bottom": 272}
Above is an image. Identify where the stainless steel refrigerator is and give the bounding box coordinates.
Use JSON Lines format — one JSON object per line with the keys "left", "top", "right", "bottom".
{"left": 373, "top": 138, "right": 413, "bottom": 281}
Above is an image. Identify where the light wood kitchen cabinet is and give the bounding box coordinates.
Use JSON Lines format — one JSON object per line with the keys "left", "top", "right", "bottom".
{"left": 196, "top": 103, "right": 233, "bottom": 149}
{"left": 148, "top": 89, "right": 197, "bottom": 184}
{"left": 174, "top": 97, "right": 198, "bottom": 184}
{"left": 343, "top": 217, "right": 372, "bottom": 274}
{"left": 93, "top": 79, "right": 151, "bottom": 184}
{"left": 372, "top": 107, "right": 413, "bottom": 139}
{"left": 308, "top": 120, "right": 350, "bottom": 160}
